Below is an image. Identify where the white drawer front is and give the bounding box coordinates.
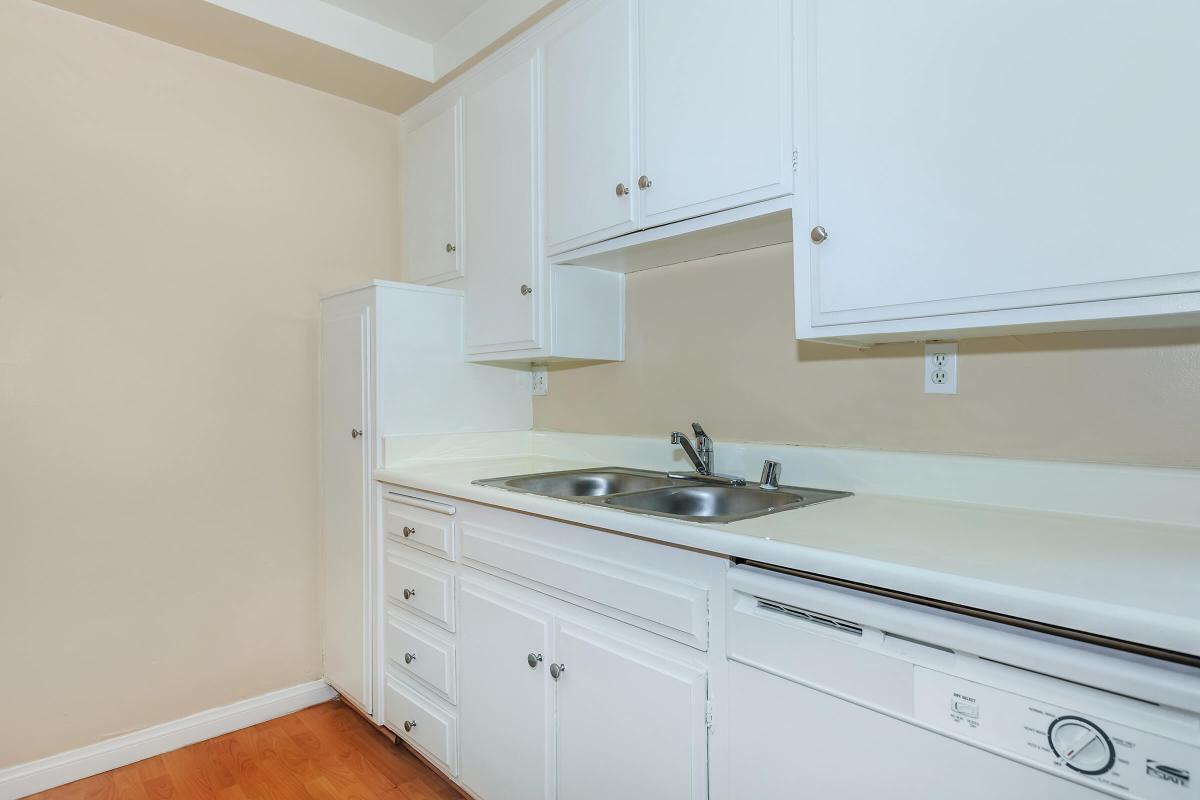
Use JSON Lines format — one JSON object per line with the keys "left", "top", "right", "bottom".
{"left": 385, "top": 676, "right": 458, "bottom": 776}
{"left": 461, "top": 521, "right": 708, "bottom": 649}
{"left": 386, "top": 551, "right": 455, "bottom": 631}
{"left": 384, "top": 497, "right": 455, "bottom": 561}
{"left": 386, "top": 614, "right": 457, "bottom": 704}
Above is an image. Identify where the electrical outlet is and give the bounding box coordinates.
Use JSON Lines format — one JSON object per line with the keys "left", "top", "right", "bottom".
{"left": 924, "top": 342, "right": 958, "bottom": 394}
{"left": 531, "top": 365, "right": 549, "bottom": 396}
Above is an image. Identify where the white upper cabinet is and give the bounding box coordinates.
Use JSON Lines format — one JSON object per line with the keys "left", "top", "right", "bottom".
{"left": 797, "top": 0, "right": 1200, "bottom": 342}
{"left": 638, "top": 0, "right": 794, "bottom": 227}
{"left": 544, "top": 0, "right": 638, "bottom": 253}
{"left": 463, "top": 55, "right": 543, "bottom": 356}
{"left": 402, "top": 101, "right": 462, "bottom": 286}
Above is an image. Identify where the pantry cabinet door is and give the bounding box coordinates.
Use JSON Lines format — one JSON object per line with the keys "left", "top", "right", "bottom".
{"left": 319, "top": 304, "right": 371, "bottom": 714}
{"left": 463, "top": 55, "right": 544, "bottom": 356}
{"left": 402, "top": 101, "right": 462, "bottom": 285}
{"left": 804, "top": 0, "right": 1200, "bottom": 328}
{"left": 459, "top": 582, "right": 554, "bottom": 800}
{"left": 544, "top": 0, "right": 638, "bottom": 253}
{"left": 555, "top": 622, "right": 708, "bottom": 800}
{"left": 638, "top": 0, "right": 793, "bottom": 228}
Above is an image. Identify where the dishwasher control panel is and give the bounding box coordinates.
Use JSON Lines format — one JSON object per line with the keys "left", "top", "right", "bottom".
{"left": 914, "top": 668, "right": 1198, "bottom": 799}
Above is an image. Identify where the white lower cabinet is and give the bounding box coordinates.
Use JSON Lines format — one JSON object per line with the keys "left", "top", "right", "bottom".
{"left": 458, "top": 577, "right": 709, "bottom": 800}
{"left": 459, "top": 581, "right": 555, "bottom": 800}
{"left": 380, "top": 490, "right": 722, "bottom": 800}
{"left": 556, "top": 623, "right": 708, "bottom": 800}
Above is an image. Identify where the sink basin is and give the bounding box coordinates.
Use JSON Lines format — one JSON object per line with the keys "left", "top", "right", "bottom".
{"left": 475, "top": 466, "right": 851, "bottom": 523}
{"left": 604, "top": 484, "right": 837, "bottom": 523}
{"left": 481, "top": 468, "right": 681, "bottom": 498}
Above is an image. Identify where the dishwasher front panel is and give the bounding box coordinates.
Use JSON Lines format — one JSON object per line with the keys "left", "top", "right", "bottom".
{"left": 730, "top": 661, "right": 1101, "bottom": 799}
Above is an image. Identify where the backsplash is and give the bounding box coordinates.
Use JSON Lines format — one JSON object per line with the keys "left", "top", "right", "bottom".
{"left": 533, "top": 243, "right": 1200, "bottom": 469}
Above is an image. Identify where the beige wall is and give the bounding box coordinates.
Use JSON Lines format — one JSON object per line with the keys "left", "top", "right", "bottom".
{"left": 534, "top": 244, "right": 1200, "bottom": 469}
{"left": 0, "top": 0, "right": 399, "bottom": 767}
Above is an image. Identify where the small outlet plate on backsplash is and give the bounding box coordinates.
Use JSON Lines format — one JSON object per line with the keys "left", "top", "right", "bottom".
{"left": 924, "top": 342, "right": 958, "bottom": 394}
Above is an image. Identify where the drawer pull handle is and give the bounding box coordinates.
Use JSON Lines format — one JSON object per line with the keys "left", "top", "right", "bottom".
{"left": 403, "top": 588, "right": 416, "bottom": 601}
{"left": 527, "top": 652, "right": 543, "bottom": 669}
{"left": 550, "top": 662, "right": 566, "bottom": 681}
{"left": 402, "top": 526, "right": 415, "bottom": 538}
{"left": 403, "top": 720, "right": 417, "bottom": 733}
{"left": 404, "top": 652, "right": 417, "bottom": 665}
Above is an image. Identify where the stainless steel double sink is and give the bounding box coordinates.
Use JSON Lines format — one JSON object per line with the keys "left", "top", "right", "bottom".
{"left": 473, "top": 467, "right": 851, "bottom": 524}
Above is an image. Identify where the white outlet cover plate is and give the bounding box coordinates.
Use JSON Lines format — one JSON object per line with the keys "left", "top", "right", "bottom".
{"left": 924, "top": 342, "right": 958, "bottom": 395}
{"left": 531, "top": 366, "right": 549, "bottom": 396}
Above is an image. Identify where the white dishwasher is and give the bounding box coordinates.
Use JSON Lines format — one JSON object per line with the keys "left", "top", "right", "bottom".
{"left": 727, "top": 565, "right": 1200, "bottom": 800}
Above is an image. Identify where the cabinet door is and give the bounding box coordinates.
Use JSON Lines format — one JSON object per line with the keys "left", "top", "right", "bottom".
{"left": 555, "top": 622, "right": 707, "bottom": 800}
{"left": 402, "top": 101, "right": 462, "bottom": 285}
{"left": 639, "top": 0, "right": 793, "bottom": 228}
{"left": 805, "top": 0, "right": 1200, "bottom": 327}
{"left": 319, "top": 305, "right": 371, "bottom": 713}
{"left": 463, "top": 55, "right": 543, "bottom": 355}
{"left": 459, "top": 582, "right": 554, "bottom": 800}
{"left": 544, "top": 0, "right": 637, "bottom": 253}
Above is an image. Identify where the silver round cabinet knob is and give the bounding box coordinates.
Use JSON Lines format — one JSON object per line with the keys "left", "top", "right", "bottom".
{"left": 403, "top": 588, "right": 416, "bottom": 601}
{"left": 615, "top": 182, "right": 630, "bottom": 197}
{"left": 445, "top": 242, "right": 456, "bottom": 253}
{"left": 404, "top": 652, "right": 416, "bottom": 665}
{"left": 527, "top": 653, "right": 542, "bottom": 669}
{"left": 810, "top": 225, "right": 829, "bottom": 244}
{"left": 402, "top": 526, "right": 415, "bottom": 538}
{"left": 638, "top": 175, "right": 652, "bottom": 190}
{"left": 549, "top": 662, "right": 565, "bottom": 680}
{"left": 403, "top": 720, "right": 416, "bottom": 733}
{"left": 520, "top": 284, "right": 533, "bottom": 296}
{"left": 350, "top": 428, "right": 362, "bottom": 439}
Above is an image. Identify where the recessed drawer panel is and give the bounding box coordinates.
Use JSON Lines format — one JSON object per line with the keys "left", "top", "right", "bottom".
{"left": 386, "top": 550, "right": 455, "bottom": 631}
{"left": 461, "top": 521, "right": 708, "bottom": 649}
{"left": 386, "top": 614, "right": 457, "bottom": 704}
{"left": 384, "top": 496, "right": 455, "bottom": 561}
{"left": 384, "top": 675, "right": 458, "bottom": 777}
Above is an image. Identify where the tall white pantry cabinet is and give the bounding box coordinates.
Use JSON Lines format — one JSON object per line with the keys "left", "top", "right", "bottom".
{"left": 318, "top": 281, "right": 530, "bottom": 719}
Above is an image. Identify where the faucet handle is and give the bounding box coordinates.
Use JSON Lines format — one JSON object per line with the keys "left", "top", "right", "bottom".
{"left": 759, "top": 460, "right": 782, "bottom": 490}
{"left": 691, "top": 422, "right": 708, "bottom": 439}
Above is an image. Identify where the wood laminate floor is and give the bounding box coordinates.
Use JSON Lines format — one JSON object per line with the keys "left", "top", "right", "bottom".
{"left": 26, "top": 700, "right": 465, "bottom": 800}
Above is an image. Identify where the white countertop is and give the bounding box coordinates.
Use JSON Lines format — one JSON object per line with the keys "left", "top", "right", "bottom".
{"left": 375, "top": 443, "right": 1200, "bottom": 659}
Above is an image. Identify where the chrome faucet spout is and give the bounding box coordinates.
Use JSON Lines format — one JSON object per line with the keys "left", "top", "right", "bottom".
{"left": 669, "top": 423, "right": 746, "bottom": 486}
{"left": 671, "top": 431, "right": 709, "bottom": 475}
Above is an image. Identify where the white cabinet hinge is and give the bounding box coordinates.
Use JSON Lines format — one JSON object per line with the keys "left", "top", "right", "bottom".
{"left": 705, "top": 700, "right": 714, "bottom": 732}
{"left": 792, "top": 147, "right": 798, "bottom": 172}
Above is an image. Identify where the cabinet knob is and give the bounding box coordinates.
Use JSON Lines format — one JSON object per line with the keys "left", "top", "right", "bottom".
{"left": 445, "top": 242, "right": 456, "bottom": 253}
{"left": 549, "top": 662, "right": 566, "bottom": 681}
{"left": 615, "top": 182, "right": 630, "bottom": 197}
{"left": 404, "top": 652, "right": 417, "bottom": 665}
{"left": 527, "top": 652, "right": 543, "bottom": 669}
{"left": 402, "top": 526, "right": 415, "bottom": 538}
{"left": 520, "top": 284, "right": 533, "bottom": 296}
{"left": 638, "top": 175, "right": 652, "bottom": 190}
{"left": 403, "top": 588, "right": 416, "bottom": 601}
{"left": 350, "top": 428, "right": 362, "bottom": 439}
{"left": 403, "top": 720, "right": 417, "bottom": 733}
{"left": 810, "top": 225, "right": 829, "bottom": 244}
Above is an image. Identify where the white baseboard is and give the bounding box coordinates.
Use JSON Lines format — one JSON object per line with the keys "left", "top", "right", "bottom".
{"left": 0, "top": 680, "right": 338, "bottom": 800}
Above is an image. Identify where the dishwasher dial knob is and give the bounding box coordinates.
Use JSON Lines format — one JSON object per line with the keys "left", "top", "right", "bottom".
{"left": 1048, "top": 716, "right": 1116, "bottom": 775}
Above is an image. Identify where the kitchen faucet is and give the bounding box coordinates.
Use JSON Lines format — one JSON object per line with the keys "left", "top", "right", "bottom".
{"left": 669, "top": 423, "right": 747, "bottom": 486}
